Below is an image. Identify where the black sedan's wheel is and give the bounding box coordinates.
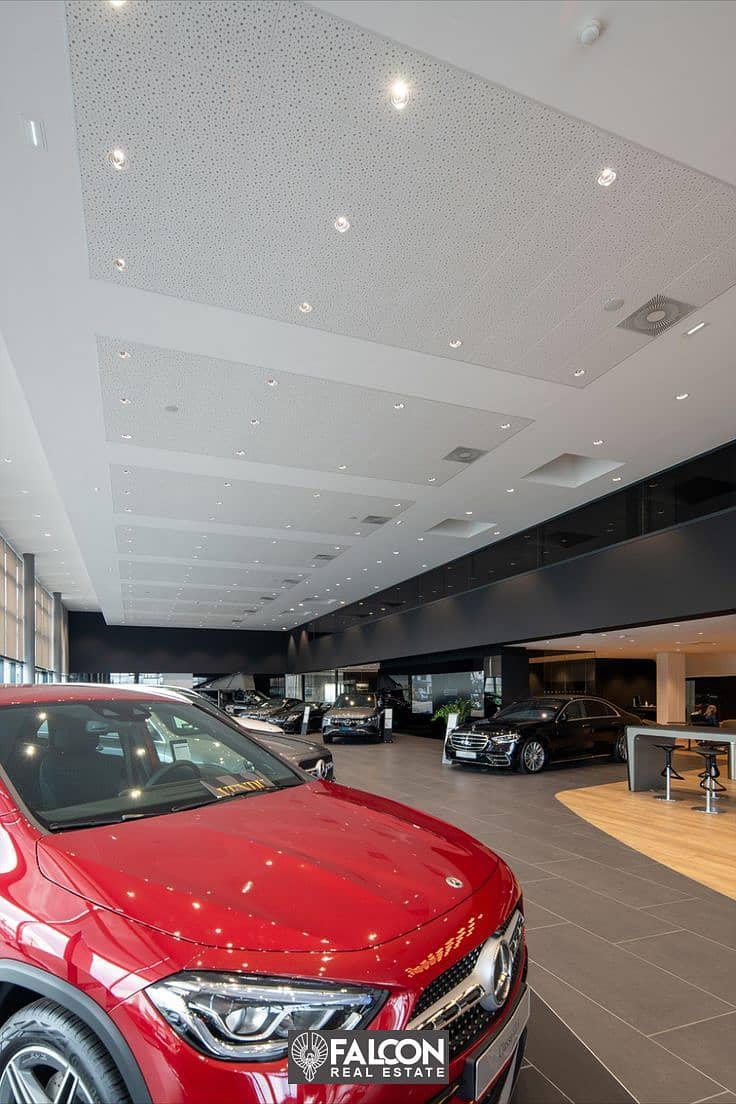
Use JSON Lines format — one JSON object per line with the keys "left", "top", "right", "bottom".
{"left": 322, "top": 731, "right": 333, "bottom": 744}
{"left": 517, "top": 737, "right": 548, "bottom": 774}
{"left": 613, "top": 731, "right": 628, "bottom": 762}
{"left": 0, "top": 999, "right": 129, "bottom": 1104}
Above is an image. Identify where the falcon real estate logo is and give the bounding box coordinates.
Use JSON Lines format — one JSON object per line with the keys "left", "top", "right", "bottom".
{"left": 288, "top": 1029, "right": 449, "bottom": 1086}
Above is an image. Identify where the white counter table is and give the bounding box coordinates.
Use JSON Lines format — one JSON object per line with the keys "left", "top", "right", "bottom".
{"left": 626, "top": 724, "right": 736, "bottom": 791}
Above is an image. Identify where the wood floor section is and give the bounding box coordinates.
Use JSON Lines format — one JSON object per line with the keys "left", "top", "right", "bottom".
{"left": 556, "top": 751, "right": 736, "bottom": 901}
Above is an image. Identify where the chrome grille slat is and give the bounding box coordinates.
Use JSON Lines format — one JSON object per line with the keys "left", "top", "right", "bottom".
{"left": 450, "top": 732, "right": 489, "bottom": 751}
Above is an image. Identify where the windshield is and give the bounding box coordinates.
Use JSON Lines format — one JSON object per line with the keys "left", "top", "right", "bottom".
{"left": 334, "top": 693, "right": 376, "bottom": 709}
{"left": 495, "top": 699, "right": 566, "bottom": 722}
{"left": 0, "top": 698, "right": 303, "bottom": 832}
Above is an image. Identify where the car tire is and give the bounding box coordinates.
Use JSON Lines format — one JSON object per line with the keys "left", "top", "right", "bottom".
{"left": 613, "top": 730, "right": 628, "bottom": 762}
{"left": 323, "top": 731, "right": 333, "bottom": 744}
{"left": 0, "top": 997, "right": 130, "bottom": 1104}
{"left": 517, "top": 736, "right": 548, "bottom": 774}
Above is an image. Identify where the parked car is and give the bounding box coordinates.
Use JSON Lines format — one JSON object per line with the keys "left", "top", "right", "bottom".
{"left": 445, "top": 695, "right": 645, "bottom": 774}
{"left": 322, "top": 691, "right": 384, "bottom": 743}
{"left": 162, "top": 686, "right": 335, "bottom": 780}
{"left": 0, "top": 684, "right": 527, "bottom": 1104}
{"left": 236, "top": 696, "right": 327, "bottom": 733}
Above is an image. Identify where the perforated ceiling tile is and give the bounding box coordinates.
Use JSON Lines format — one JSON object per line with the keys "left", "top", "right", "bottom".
{"left": 99, "top": 338, "right": 527, "bottom": 482}
{"left": 120, "top": 560, "right": 304, "bottom": 591}
{"left": 66, "top": 1, "right": 736, "bottom": 386}
{"left": 110, "top": 465, "right": 413, "bottom": 535}
{"left": 115, "top": 522, "right": 342, "bottom": 567}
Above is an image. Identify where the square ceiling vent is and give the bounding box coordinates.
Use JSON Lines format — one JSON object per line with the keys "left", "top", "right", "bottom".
{"left": 524, "top": 454, "right": 624, "bottom": 489}
{"left": 443, "top": 446, "right": 488, "bottom": 464}
{"left": 426, "top": 518, "right": 496, "bottom": 538}
{"left": 617, "top": 294, "right": 694, "bottom": 337}
{"left": 362, "top": 515, "right": 391, "bottom": 525}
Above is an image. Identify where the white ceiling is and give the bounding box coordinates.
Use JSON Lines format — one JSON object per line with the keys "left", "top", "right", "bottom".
{"left": 521, "top": 613, "right": 736, "bottom": 660}
{"left": 1, "top": 0, "right": 736, "bottom": 631}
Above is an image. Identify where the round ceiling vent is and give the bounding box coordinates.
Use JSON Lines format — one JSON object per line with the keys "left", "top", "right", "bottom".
{"left": 617, "top": 294, "right": 695, "bottom": 338}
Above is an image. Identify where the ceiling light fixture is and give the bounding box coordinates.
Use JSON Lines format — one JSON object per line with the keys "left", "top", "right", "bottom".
{"left": 597, "top": 167, "right": 617, "bottom": 187}
{"left": 312, "top": 492, "right": 320, "bottom": 499}
{"left": 593, "top": 439, "right": 604, "bottom": 446}
{"left": 393, "top": 402, "right": 404, "bottom": 410}
{"left": 389, "top": 79, "right": 410, "bottom": 110}
{"left": 119, "top": 397, "right": 131, "bottom": 405}
{"left": 395, "top": 519, "right": 403, "bottom": 526}
{"left": 250, "top": 417, "right": 261, "bottom": 426}
{"left": 612, "top": 475, "right": 622, "bottom": 482}
{"left": 113, "top": 257, "right": 127, "bottom": 271}
{"left": 121, "top": 433, "right": 132, "bottom": 440}
{"left": 338, "top": 463, "right": 347, "bottom": 470}
{"left": 675, "top": 392, "right": 689, "bottom": 401}
{"left": 298, "top": 302, "right": 312, "bottom": 314}
{"left": 427, "top": 476, "right": 436, "bottom": 483}
{"left": 500, "top": 422, "right": 511, "bottom": 430}
{"left": 265, "top": 378, "right": 278, "bottom": 387}
{"left": 465, "top": 510, "right": 473, "bottom": 516}
{"left": 579, "top": 18, "right": 602, "bottom": 45}
{"left": 506, "top": 487, "right": 515, "bottom": 494}
{"left": 573, "top": 368, "right": 586, "bottom": 378}
{"left": 108, "top": 147, "right": 128, "bottom": 171}
{"left": 417, "top": 537, "right": 424, "bottom": 542}
{"left": 685, "top": 321, "right": 707, "bottom": 336}
{"left": 334, "top": 216, "right": 350, "bottom": 233}
{"left": 118, "top": 349, "right": 131, "bottom": 359}
{"left": 235, "top": 449, "right": 245, "bottom": 456}
{"left": 448, "top": 338, "right": 462, "bottom": 349}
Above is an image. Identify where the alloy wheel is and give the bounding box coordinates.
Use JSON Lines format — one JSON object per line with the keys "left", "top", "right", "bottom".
{"left": 0, "top": 1045, "right": 93, "bottom": 1104}
{"left": 522, "top": 739, "right": 546, "bottom": 772}
{"left": 615, "top": 732, "right": 628, "bottom": 761}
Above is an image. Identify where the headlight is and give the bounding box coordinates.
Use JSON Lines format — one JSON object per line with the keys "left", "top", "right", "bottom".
{"left": 490, "top": 732, "right": 518, "bottom": 744}
{"left": 147, "top": 972, "right": 385, "bottom": 1061}
{"left": 286, "top": 712, "right": 302, "bottom": 722}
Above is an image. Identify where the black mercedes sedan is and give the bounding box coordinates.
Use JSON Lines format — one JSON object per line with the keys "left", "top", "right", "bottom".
{"left": 445, "top": 695, "right": 644, "bottom": 774}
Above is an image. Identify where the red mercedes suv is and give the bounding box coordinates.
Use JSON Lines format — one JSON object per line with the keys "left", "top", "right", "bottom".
{"left": 0, "top": 685, "right": 527, "bottom": 1103}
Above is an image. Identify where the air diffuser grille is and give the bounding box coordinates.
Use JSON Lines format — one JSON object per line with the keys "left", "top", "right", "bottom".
{"left": 617, "top": 294, "right": 694, "bottom": 337}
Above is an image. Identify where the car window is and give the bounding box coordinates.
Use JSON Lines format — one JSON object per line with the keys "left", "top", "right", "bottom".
{"left": 561, "top": 701, "right": 586, "bottom": 720}
{"left": 0, "top": 699, "right": 304, "bottom": 832}
{"left": 584, "top": 700, "right": 617, "bottom": 718}
{"left": 334, "top": 693, "right": 376, "bottom": 709}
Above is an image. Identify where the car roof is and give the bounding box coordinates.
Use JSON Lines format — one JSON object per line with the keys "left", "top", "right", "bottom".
{"left": 0, "top": 683, "right": 192, "bottom": 707}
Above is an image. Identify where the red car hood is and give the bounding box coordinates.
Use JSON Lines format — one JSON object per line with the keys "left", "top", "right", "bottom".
{"left": 36, "top": 782, "right": 499, "bottom": 953}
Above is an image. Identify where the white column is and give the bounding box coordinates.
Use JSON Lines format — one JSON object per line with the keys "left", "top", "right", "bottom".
{"left": 22, "top": 553, "right": 35, "bottom": 683}
{"left": 656, "top": 652, "right": 687, "bottom": 724}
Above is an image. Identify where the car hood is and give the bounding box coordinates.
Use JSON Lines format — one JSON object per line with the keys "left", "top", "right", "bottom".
{"left": 36, "top": 783, "right": 497, "bottom": 953}
{"left": 327, "top": 707, "right": 377, "bottom": 720}
{"left": 453, "top": 718, "right": 543, "bottom": 737}
{"left": 257, "top": 732, "right": 327, "bottom": 760}
{"left": 233, "top": 716, "right": 284, "bottom": 735}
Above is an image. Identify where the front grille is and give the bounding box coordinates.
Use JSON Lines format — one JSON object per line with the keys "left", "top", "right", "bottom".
{"left": 450, "top": 732, "right": 489, "bottom": 751}
{"left": 448, "top": 1003, "right": 496, "bottom": 1059}
{"left": 413, "top": 942, "right": 484, "bottom": 1019}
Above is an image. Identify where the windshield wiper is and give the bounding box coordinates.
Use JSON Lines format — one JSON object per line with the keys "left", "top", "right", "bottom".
{"left": 46, "top": 813, "right": 147, "bottom": 831}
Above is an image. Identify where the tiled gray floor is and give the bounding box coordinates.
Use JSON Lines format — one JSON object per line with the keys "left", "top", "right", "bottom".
{"left": 653, "top": 1014, "right": 736, "bottom": 1095}
{"left": 514, "top": 1065, "right": 573, "bottom": 1103}
{"left": 525, "top": 877, "right": 685, "bottom": 942}
{"left": 527, "top": 923, "right": 733, "bottom": 1034}
{"left": 330, "top": 734, "right": 736, "bottom": 1102}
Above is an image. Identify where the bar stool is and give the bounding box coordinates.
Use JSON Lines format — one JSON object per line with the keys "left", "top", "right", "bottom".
{"left": 692, "top": 743, "right": 727, "bottom": 816}
{"left": 653, "top": 743, "right": 684, "bottom": 802}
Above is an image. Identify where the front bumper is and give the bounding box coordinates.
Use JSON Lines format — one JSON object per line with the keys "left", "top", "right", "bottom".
{"left": 324, "top": 719, "right": 381, "bottom": 738}
{"left": 444, "top": 741, "right": 518, "bottom": 770}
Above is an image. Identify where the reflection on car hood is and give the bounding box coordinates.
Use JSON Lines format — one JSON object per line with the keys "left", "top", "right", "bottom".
{"left": 36, "top": 783, "right": 498, "bottom": 953}
{"left": 233, "top": 716, "right": 283, "bottom": 735}
{"left": 258, "top": 732, "right": 329, "bottom": 761}
{"left": 453, "top": 718, "right": 541, "bottom": 736}
{"left": 327, "top": 707, "right": 377, "bottom": 720}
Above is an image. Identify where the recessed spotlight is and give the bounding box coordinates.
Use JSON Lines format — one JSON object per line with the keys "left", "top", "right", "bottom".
{"left": 393, "top": 402, "right": 405, "bottom": 410}
{"left": 353, "top": 530, "right": 361, "bottom": 536}
{"left": 417, "top": 537, "right": 424, "bottom": 542}
{"left": 265, "top": 378, "right": 278, "bottom": 388}
{"left": 389, "top": 79, "right": 410, "bottom": 110}
{"left": 427, "top": 476, "right": 436, "bottom": 483}
{"left": 118, "top": 349, "right": 131, "bottom": 359}
{"left": 675, "top": 392, "right": 689, "bottom": 401}
{"left": 312, "top": 492, "right": 320, "bottom": 499}
{"left": 394, "top": 519, "right": 403, "bottom": 526}
{"left": 121, "top": 433, "right": 132, "bottom": 440}
{"left": 334, "top": 216, "right": 350, "bottom": 233}
{"left": 235, "top": 449, "right": 246, "bottom": 456}
{"left": 124, "top": 507, "right": 132, "bottom": 513}
{"left": 338, "top": 463, "right": 347, "bottom": 471}
{"left": 612, "top": 475, "right": 622, "bottom": 483}
{"left": 448, "top": 338, "right": 462, "bottom": 349}
{"left": 465, "top": 510, "right": 473, "bottom": 516}
{"left": 2, "top": 457, "right": 12, "bottom": 464}
{"left": 20, "top": 489, "right": 29, "bottom": 495}
{"left": 223, "top": 482, "right": 231, "bottom": 488}
{"left": 506, "top": 487, "right": 515, "bottom": 494}
{"left": 597, "top": 167, "right": 617, "bottom": 187}
{"left": 108, "top": 147, "right": 128, "bottom": 171}
{"left": 376, "top": 560, "right": 382, "bottom": 565}
{"left": 119, "top": 397, "right": 131, "bottom": 405}
{"left": 573, "top": 368, "right": 586, "bottom": 378}
{"left": 685, "top": 321, "right": 707, "bottom": 336}
{"left": 593, "top": 439, "right": 604, "bottom": 446}
{"left": 500, "top": 422, "right": 511, "bottom": 430}
{"left": 113, "top": 257, "right": 127, "bottom": 271}
{"left": 250, "top": 417, "right": 261, "bottom": 426}
{"left": 298, "top": 302, "right": 312, "bottom": 314}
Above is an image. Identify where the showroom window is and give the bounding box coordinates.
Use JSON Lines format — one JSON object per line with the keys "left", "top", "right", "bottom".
{"left": 34, "top": 582, "right": 53, "bottom": 676}
{"left": 0, "top": 535, "right": 23, "bottom": 674}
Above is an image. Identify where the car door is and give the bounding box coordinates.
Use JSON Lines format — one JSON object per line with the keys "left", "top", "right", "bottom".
{"left": 586, "top": 700, "right": 622, "bottom": 753}
{"left": 555, "top": 700, "right": 593, "bottom": 757}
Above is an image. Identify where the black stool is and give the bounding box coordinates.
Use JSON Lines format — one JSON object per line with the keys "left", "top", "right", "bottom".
{"left": 653, "top": 744, "right": 684, "bottom": 802}
{"left": 692, "top": 744, "right": 727, "bottom": 816}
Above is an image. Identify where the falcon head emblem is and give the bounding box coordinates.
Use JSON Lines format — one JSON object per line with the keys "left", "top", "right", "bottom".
{"left": 291, "top": 1031, "right": 329, "bottom": 1082}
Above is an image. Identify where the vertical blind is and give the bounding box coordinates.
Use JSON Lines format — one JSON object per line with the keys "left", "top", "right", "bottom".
{"left": 0, "top": 537, "right": 23, "bottom": 663}
{"left": 35, "top": 582, "right": 53, "bottom": 671}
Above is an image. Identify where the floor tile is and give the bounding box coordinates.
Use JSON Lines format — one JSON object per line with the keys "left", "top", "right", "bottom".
{"left": 529, "top": 964, "right": 727, "bottom": 1104}
{"left": 525, "top": 877, "right": 685, "bottom": 942}
{"left": 538, "top": 856, "right": 693, "bottom": 907}
{"left": 642, "top": 896, "right": 736, "bottom": 951}
{"left": 528, "top": 924, "right": 732, "bottom": 1034}
{"left": 621, "top": 930, "right": 736, "bottom": 1003}
{"left": 654, "top": 1013, "right": 736, "bottom": 1094}
{"left": 513, "top": 1065, "right": 572, "bottom": 1104}
{"left": 523, "top": 900, "right": 567, "bottom": 931}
